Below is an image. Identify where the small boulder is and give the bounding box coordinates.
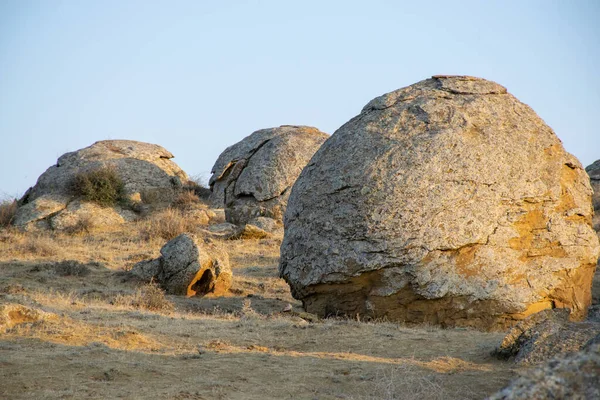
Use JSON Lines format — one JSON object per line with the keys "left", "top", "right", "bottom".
{"left": 228, "top": 224, "right": 271, "bottom": 240}
{"left": 130, "top": 233, "right": 232, "bottom": 296}
{"left": 487, "top": 335, "right": 600, "bottom": 400}
{"left": 208, "top": 125, "right": 328, "bottom": 224}
{"left": 494, "top": 308, "right": 600, "bottom": 364}
{"left": 12, "top": 194, "right": 70, "bottom": 229}
{"left": 205, "top": 222, "right": 238, "bottom": 238}
{"left": 248, "top": 216, "right": 282, "bottom": 233}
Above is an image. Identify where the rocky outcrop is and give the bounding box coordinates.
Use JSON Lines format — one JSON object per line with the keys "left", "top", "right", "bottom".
{"left": 14, "top": 140, "right": 189, "bottom": 230}
{"left": 494, "top": 308, "right": 600, "bottom": 364}
{"left": 130, "top": 233, "right": 232, "bottom": 296}
{"left": 488, "top": 334, "right": 600, "bottom": 400}
{"left": 279, "top": 75, "right": 599, "bottom": 330}
{"left": 585, "top": 160, "right": 600, "bottom": 232}
{"left": 208, "top": 125, "right": 328, "bottom": 224}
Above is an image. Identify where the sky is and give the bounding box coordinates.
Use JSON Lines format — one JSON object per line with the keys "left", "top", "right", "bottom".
{"left": 0, "top": 0, "right": 599, "bottom": 199}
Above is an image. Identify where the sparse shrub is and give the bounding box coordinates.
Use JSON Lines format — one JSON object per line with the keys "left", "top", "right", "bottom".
{"left": 0, "top": 199, "right": 17, "bottom": 228}
{"left": 71, "top": 167, "right": 126, "bottom": 207}
{"left": 138, "top": 208, "right": 198, "bottom": 241}
{"left": 187, "top": 174, "right": 212, "bottom": 201}
{"left": 173, "top": 190, "right": 200, "bottom": 209}
{"left": 139, "top": 188, "right": 162, "bottom": 205}
{"left": 113, "top": 282, "right": 174, "bottom": 312}
{"left": 52, "top": 260, "right": 91, "bottom": 277}
{"left": 63, "top": 215, "right": 94, "bottom": 235}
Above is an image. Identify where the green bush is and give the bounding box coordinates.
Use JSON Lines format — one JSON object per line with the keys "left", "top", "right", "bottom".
{"left": 72, "top": 167, "right": 126, "bottom": 207}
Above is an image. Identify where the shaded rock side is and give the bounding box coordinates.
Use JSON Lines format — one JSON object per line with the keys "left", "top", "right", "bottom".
{"left": 15, "top": 140, "right": 189, "bottom": 229}
{"left": 487, "top": 334, "right": 600, "bottom": 400}
{"left": 494, "top": 308, "right": 600, "bottom": 364}
{"left": 279, "top": 75, "right": 599, "bottom": 330}
{"left": 208, "top": 125, "right": 328, "bottom": 224}
{"left": 585, "top": 159, "right": 600, "bottom": 232}
{"left": 130, "top": 233, "right": 232, "bottom": 296}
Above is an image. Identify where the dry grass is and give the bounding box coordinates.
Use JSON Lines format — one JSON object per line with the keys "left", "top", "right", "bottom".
{"left": 1, "top": 303, "right": 162, "bottom": 352}
{"left": 0, "top": 199, "right": 17, "bottom": 228}
{"left": 137, "top": 207, "right": 199, "bottom": 241}
{"left": 0, "top": 220, "right": 521, "bottom": 399}
{"left": 172, "top": 189, "right": 201, "bottom": 209}
{"left": 63, "top": 214, "right": 95, "bottom": 235}
{"left": 51, "top": 260, "right": 92, "bottom": 276}
{"left": 12, "top": 235, "right": 62, "bottom": 257}
{"left": 113, "top": 282, "right": 175, "bottom": 313}
{"left": 356, "top": 364, "right": 454, "bottom": 400}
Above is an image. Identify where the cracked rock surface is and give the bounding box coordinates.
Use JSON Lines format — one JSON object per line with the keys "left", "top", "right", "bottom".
{"left": 279, "top": 75, "right": 599, "bottom": 330}
{"left": 585, "top": 160, "right": 600, "bottom": 232}
{"left": 14, "top": 140, "right": 189, "bottom": 230}
{"left": 494, "top": 308, "right": 600, "bottom": 364}
{"left": 130, "top": 233, "right": 232, "bottom": 296}
{"left": 208, "top": 125, "right": 328, "bottom": 224}
{"left": 487, "top": 334, "right": 600, "bottom": 400}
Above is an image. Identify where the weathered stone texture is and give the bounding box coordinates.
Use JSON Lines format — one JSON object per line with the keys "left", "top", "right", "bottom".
{"left": 494, "top": 308, "right": 600, "bottom": 364}
{"left": 15, "top": 140, "right": 189, "bottom": 230}
{"left": 279, "top": 76, "right": 599, "bottom": 330}
{"left": 585, "top": 160, "right": 600, "bottom": 232}
{"left": 208, "top": 125, "right": 328, "bottom": 224}
{"left": 130, "top": 233, "right": 231, "bottom": 297}
{"left": 487, "top": 334, "right": 600, "bottom": 400}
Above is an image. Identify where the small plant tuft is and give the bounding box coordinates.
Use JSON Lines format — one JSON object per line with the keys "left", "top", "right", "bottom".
{"left": 52, "top": 260, "right": 91, "bottom": 277}
{"left": 187, "top": 174, "right": 212, "bottom": 201}
{"left": 113, "top": 282, "right": 174, "bottom": 312}
{"left": 173, "top": 190, "right": 200, "bottom": 209}
{"left": 71, "top": 167, "right": 126, "bottom": 207}
{"left": 138, "top": 208, "right": 198, "bottom": 241}
{"left": 0, "top": 199, "right": 17, "bottom": 228}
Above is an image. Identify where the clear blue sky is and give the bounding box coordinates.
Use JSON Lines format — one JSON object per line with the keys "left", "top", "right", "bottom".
{"left": 1, "top": 0, "right": 599, "bottom": 198}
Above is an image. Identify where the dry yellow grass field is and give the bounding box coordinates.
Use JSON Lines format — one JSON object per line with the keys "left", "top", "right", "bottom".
{"left": 0, "top": 218, "right": 539, "bottom": 399}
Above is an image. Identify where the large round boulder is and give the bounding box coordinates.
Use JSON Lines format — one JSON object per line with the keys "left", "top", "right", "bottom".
{"left": 208, "top": 125, "right": 328, "bottom": 224}
{"left": 15, "top": 140, "right": 189, "bottom": 230}
{"left": 279, "top": 75, "right": 599, "bottom": 330}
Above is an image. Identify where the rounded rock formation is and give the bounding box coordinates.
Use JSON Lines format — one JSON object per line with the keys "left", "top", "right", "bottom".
{"left": 279, "top": 75, "right": 600, "bottom": 330}
{"left": 208, "top": 125, "right": 328, "bottom": 224}
{"left": 130, "top": 233, "right": 232, "bottom": 296}
{"left": 15, "top": 140, "right": 189, "bottom": 230}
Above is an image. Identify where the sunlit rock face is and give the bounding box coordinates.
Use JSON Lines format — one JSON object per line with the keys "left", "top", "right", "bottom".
{"left": 280, "top": 75, "right": 599, "bottom": 331}
{"left": 14, "top": 140, "right": 189, "bottom": 230}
